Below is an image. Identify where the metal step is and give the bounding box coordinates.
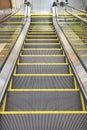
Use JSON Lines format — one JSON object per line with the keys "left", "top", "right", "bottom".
{"left": 20, "top": 56, "right": 65, "bottom": 63}
{"left": 22, "top": 49, "right": 63, "bottom": 55}
{"left": 16, "top": 65, "right": 69, "bottom": 74}
{"left": 25, "top": 39, "right": 59, "bottom": 43}
{"left": 0, "top": 114, "right": 86, "bottom": 130}
{"left": 12, "top": 76, "right": 74, "bottom": 89}
{"left": 6, "top": 91, "right": 82, "bottom": 111}
{"left": 26, "top": 36, "right": 57, "bottom": 39}
{"left": 24, "top": 44, "right": 60, "bottom": 48}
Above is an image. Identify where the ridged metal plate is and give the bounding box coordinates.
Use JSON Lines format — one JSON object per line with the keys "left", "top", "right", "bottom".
{"left": 6, "top": 91, "right": 82, "bottom": 111}
{"left": 20, "top": 56, "right": 65, "bottom": 63}
{"left": 22, "top": 50, "right": 63, "bottom": 55}
{"left": 17, "top": 65, "right": 69, "bottom": 74}
{"left": 13, "top": 76, "right": 74, "bottom": 89}
{"left": 24, "top": 45, "right": 60, "bottom": 48}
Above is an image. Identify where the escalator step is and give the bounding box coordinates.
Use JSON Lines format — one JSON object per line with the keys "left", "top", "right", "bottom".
{"left": 16, "top": 65, "right": 69, "bottom": 74}
{"left": 20, "top": 56, "right": 65, "bottom": 63}
{"left": 0, "top": 114, "right": 86, "bottom": 130}
{"left": 24, "top": 44, "right": 60, "bottom": 48}
{"left": 6, "top": 91, "right": 82, "bottom": 111}
{"left": 22, "top": 50, "right": 63, "bottom": 55}
{"left": 25, "top": 39, "right": 59, "bottom": 43}
{"left": 12, "top": 76, "right": 74, "bottom": 89}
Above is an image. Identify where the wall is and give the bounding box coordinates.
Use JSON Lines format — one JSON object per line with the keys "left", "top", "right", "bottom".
{"left": 11, "top": 0, "right": 24, "bottom": 9}
{"left": 68, "top": 0, "right": 84, "bottom": 9}
{"left": 0, "top": 0, "right": 12, "bottom": 9}
{"left": 30, "top": 0, "right": 54, "bottom": 13}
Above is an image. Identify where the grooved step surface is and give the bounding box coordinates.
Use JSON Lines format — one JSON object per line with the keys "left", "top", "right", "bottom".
{"left": 12, "top": 76, "right": 74, "bottom": 89}
{"left": 6, "top": 91, "right": 82, "bottom": 111}
{"left": 22, "top": 50, "right": 63, "bottom": 55}
{"left": 16, "top": 65, "right": 69, "bottom": 74}
{"left": 0, "top": 114, "right": 87, "bottom": 130}
{"left": 24, "top": 45, "right": 60, "bottom": 48}
{"left": 20, "top": 56, "right": 65, "bottom": 63}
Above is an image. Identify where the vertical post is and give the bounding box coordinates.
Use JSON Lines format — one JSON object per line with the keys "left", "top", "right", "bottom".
{"left": 52, "top": 2, "right": 57, "bottom": 18}
{"left": 24, "top": 0, "right": 31, "bottom": 21}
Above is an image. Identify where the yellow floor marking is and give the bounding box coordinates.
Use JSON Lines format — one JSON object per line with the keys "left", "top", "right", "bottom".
{"left": 8, "top": 89, "right": 79, "bottom": 92}
{"left": 13, "top": 74, "right": 73, "bottom": 76}
{"left": 0, "top": 111, "right": 87, "bottom": 114}
{"left": 80, "top": 92, "right": 86, "bottom": 111}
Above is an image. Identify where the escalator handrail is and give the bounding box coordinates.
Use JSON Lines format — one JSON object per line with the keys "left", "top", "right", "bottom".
{"left": 65, "top": 4, "right": 87, "bottom": 13}
{"left": 66, "top": 10, "right": 87, "bottom": 24}
{"left": 57, "top": 4, "right": 87, "bottom": 24}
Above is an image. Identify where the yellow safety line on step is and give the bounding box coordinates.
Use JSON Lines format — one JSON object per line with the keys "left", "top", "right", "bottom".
{"left": 9, "top": 78, "right": 13, "bottom": 90}
{"left": 13, "top": 74, "right": 73, "bottom": 76}
{"left": 17, "top": 63, "right": 68, "bottom": 65}
{"left": 24, "top": 43, "right": 59, "bottom": 45}
{"left": 74, "top": 78, "right": 78, "bottom": 89}
{"left": 20, "top": 55, "right": 65, "bottom": 57}
{"left": 0, "top": 55, "right": 5, "bottom": 57}
{"left": 1, "top": 94, "right": 7, "bottom": 112}
{"left": 76, "top": 48, "right": 87, "bottom": 50}
{"left": 81, "top": 55, "right": 87, "bottom": 57}
{"left": 8, "top": 89, "right": 79, "bottom": 92}
{"left": 80, "top": 92, "right": 86, "bottom": 111}
{"left": 14, "top": 67, "right": 16, "bottom": 74}
{"left": 22, "top": 48, "right": 62, "bottom": 50}
{"left": 0, "top": 111, "right": 87, "bottom": 114}
{"left": 25, "top": 38, "right": 58, "bottom": 40}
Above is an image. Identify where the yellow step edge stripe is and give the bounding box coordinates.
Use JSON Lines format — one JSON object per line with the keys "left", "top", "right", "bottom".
{"left": 80, "top": 92, "right": 86, "bottom": 111}
{"left": 0, "top": 48, "right": 8, "bottom": 50}
{"left": 8, "top": 89, "right": 79, "bottom": 92}
{"left": 25, "top": 39, "right": 58, "bottom": 40}
{"left": 22, "top": 48, "right": 62, "bottom": 50}
{"left": 0, "top": 55, "right": 5, "bottom": 57}
{"left": 17, "top": 63, "right": 68, "bottom": 65}
{"left": 76, "top": 48, "right": 87, "bottom": 50}
{"left": 0, "top": 111, "right": 87, "bottom": 114}
{"left": 81, "top": 55, "right": 87, "bottom": 57}
{"left": 1, "top": 94, "right": 7, "bottom": 112}
{"left": 24, "top": 43, "right": 59, "bottom": 45}
{"left": 13, "top": 74, "right": 73, "bottom": 76}
{"left": 20, "top": 55, "right": 65, "bottom": 57}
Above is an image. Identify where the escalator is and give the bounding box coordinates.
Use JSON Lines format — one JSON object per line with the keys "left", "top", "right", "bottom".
{"left": 0, "top": 15, "right": 87, "bottom": 129}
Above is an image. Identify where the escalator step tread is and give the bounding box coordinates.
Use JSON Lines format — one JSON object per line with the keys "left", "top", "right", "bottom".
{"left": 24, "top": 45, "right": 60, "bottom": 48}
{"left": 6, "top": 91, "right": 82, "bottom": 111}
{"left": 16, "top": 65, "right": 69, "bottom": 74}
{"left": 22, "top": 50, "right": 63, "bottom": 55}
{"left": 12, "top": 76, "right": 74, "bottom": 89}
{"left": 0, "top": 114, "right": 87, "bottom": 130}
{"left": 20, "top": 56, "right": 65, "bottom": 63}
